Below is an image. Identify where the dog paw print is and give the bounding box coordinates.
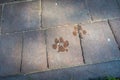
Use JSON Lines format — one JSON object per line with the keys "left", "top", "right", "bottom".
{"left": 73, "top": 24, "right": 87, "bottom": 39}
{"left": 79, "top": 25, "right": 87, "bottom": 39}
{"left": 73, "top": 24, "right": 79, "bottom": 36}
{"left": 52, "top": 37, "right": 69, "bottom": 52}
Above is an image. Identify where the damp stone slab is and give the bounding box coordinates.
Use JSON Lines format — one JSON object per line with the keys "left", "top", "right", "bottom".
{"left": 1, "top": 0, "right": 41, "bottom": 33}
{"left": 46, "top": 25, "right": 84, "bottom": 69}
{"left": 0, "top": 33, "right": 22, "bottom": 76}
{"left": 81, "top": 21, "right": 120, "bottom": 64}
{"left": 0, "top": 0, "right": 27, "bottom": 4}
{"left": 42, "top": 0, "right": 90, "bottom": 28}
{"left": 109, "top": 19, "right": 120, "bottom": 49}
{"left": 22, "top": 30, "right": 47, "bottom": 73}
{"left": 87, "top": 0, "right": 120, "bottom": 21}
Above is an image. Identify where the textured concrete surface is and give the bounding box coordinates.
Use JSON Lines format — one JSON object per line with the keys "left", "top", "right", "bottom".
{"left": 87, "top": 0, "right": 120, "bottom": 21}
{"left": 0, "top": 33, "right": 22, "bottom": 76}
{"left": 1, "top": 0, "right": 41, "bottom": 33}
{"left": 42, "top": 0, "right": 90, "bottom": 28}
{"left": 0, "top": 0, "right": 28, "bottom": 4}
{"left": 0, "top": 0, "right": 120, "bottom": 78}
{"left": 46, "top": 26, "right": 84, "bottom": 69}
{"left": 109, "top": 19, "right": 120, "bottom": 49}
{"left": 81, "top": 21, "right": 120, "bottom": 64}
{"left": 22, "top": 31, "right": 47, "bottom": 73}
{"left": 0, "top": 60, "right": 120, "bottom": 80}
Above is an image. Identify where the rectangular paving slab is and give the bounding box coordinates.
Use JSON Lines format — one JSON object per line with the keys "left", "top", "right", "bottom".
{"left": 46, "top": 25, "right": 84, "bottom": 69}
{"left": 22, "top": 30, "right": 47, "bottom": 73}
{"left": 0, "top": 0, "right": 27, "bottom": 4}
{"left": 0, "top": 33, "right": 22, "bottom": 76}
{"left": 87, "top": 0, "right": 120, "bottom": 21}
{"left": 42, "top": 0, "right": 90, "bottom": 28}
{"left": 80, "top": 21, "right": 120, "bottom": 64}
{"left": 109, "top": 19, "right": 120, "bottom": 49}
{"left": 1, "top": 0, "right": 41, "bottom": 33}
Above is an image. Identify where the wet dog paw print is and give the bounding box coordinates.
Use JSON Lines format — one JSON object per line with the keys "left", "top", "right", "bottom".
{"left": 73, "top": 24, "right": 79, "bottom": 36}
{"left": 79, "top": 25, "right": 87, "bottom": 39}
{"left": 52, "top": 37, "right": 69, "bottom": 52}
{"left": 73, "top": 24, "right": 87, "bottom": 39}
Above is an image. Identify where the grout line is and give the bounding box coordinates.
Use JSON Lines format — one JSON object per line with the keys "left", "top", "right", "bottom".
{"left": 41, "top": 0, "right": 43, "bottom": 28}
{"left": 41, "top": 0, "right": 49, "bottom": 69}
{"left": 85, "top": 0, "right": 93, "bottom": 21}
{"left": 0, "top": 4, "right": 4, "bottom": 35}
{"left": 78, "top": 25, "right": 86, "bottom": 64}
{"left": 40, "top": 0, "right": 42, "bottom": 28}
{"left": 20, "top": 33, "right": 24, "bottom": 72}
{"left": 108, "top": 20, "right": 120, "bottom": 50}
{"left": 44, "top": 30, "right": 49, "bottom": 69}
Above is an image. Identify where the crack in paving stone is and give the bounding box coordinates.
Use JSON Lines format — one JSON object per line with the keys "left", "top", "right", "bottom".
{"left": 52, "top": 37, "right": 69, "bottom": 52}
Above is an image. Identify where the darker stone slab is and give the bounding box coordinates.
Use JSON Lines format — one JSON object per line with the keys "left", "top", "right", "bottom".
{"left": 109, "top": 19, "right": 120, "bottom": 49}
{"left": 42, "top": 0, "right": 90, "bottom": 28}
{"left": 0, "top": 0, "right": 26, "bottom": 4}
{"left": 117, "top": 0, "right": 120, "bottom": 6}
{"left": 81, "top": 21, "right": 120, "bottom": 64}
{"left": 1, "top": 0, "right": 41, "bottom": 33}
{"left": 87, "top": 0, "right": 120, "bottom": 21}
{"left": 0, "top": 60, "right": 120, "bottom": 80}
{"left": 22, "top": 30, "right": 47, "bottom": 73}
{"left": 0, "top": 33, "right": 22, "bottom": 76}
{"left": 46, "top": 25, "right": 84, "bottom": 69}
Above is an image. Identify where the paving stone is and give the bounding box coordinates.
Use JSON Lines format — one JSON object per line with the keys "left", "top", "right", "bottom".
{"left": 109, "top": 19, "right": 120, "bottom": 49}
{"left": 22, "top": 30, "right": 47, "bottom": 73}
{"left": 1, "top": 0, "right": 41, "bottom": 33}
{"left": 42, "top": 0, "right": 90, "bottom": 28}
{"left": 0, "top": 0, "right": 28, "bottom": 4}
{"left": 46, "top": 25, "right": 84, "bottom": 69}
{"left": 117, "top": 0, "right": 120, "bottom": 6}
{"left": 87, "top": 0, "right": 120, "bottom": 21}
{"left": 1, "top": 60, "right": 120, "bottom": 80}
{"left": 0, "top": 33, "right": 22, "bottom": 76}
{"left": 81, "top": 21, "right": 120, "bottom": 64}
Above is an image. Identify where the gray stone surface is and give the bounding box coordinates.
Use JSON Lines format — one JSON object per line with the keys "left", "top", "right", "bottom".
{"left": 46, "top": 25, "right": 84, "bottom": 69}
{"left": 109, "top": 19, "right": 120, "bottom": 49}
{"left": 81, "top": 21, "right": 120, "bottom": 64}
{"left": 0, "top": 60, "right": 120, "bottom": 80}
{"left": 42, "top": 0, "right": 90, "bottom": 28}
{"left": 0, "top": 0, "right": 28, "bottom": 4}
{"left": 22, "top": 30, "right": 47, "bottom": 73}
{"left": 87, "top": 0, "right": 120, "bottom": 21}
{"left": 117, "top": 0, "right": 120, "bottom": 6}
{"left": 1, "top": 0, "right": 41, "bottom": 33}
{"left": 0, "top": 33, "right": 22, "bottom": 76}
{"left": 0, "top": 5, "right": 2, "bottom": 33}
